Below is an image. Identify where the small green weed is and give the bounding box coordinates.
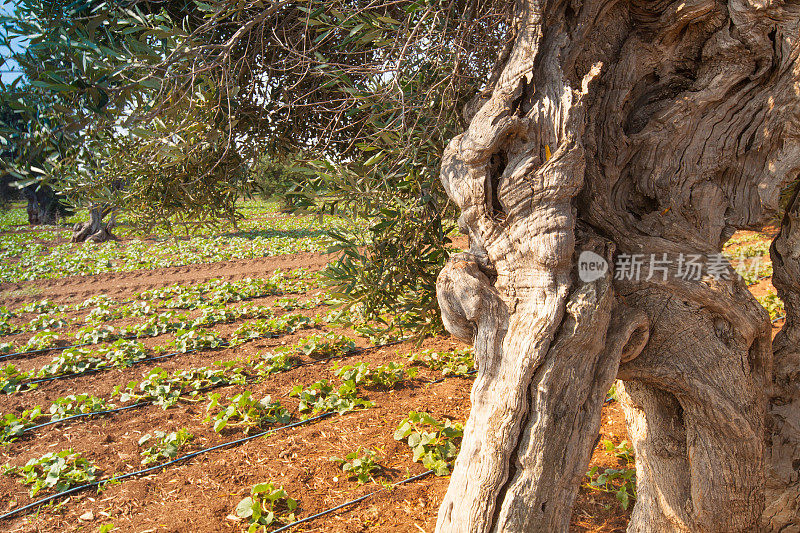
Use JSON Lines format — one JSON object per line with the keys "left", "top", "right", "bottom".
{"left": 138, "top": 429, "right": 193, "bottom": 465}
{"left": 331, "top": 447, "right": 380, "bottom": 484}
{"left": 585, "top": 439, "right": 637, "bottom": 510}
{"left": 757, "top": 292, "right": 785, "bottom": 321}
{"left": 3, "top": 449, "right": 99, "bottom": 496}
{"left": 586, "top": 466, "right": 637, "bottom": 510}
{"left": 393, "top": 411, "right": 463, "bottom": 476}
{"left": 235, "top": 482, "right": 298, "bottom": 531}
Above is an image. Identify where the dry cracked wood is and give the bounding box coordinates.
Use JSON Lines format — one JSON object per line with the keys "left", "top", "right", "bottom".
{"left": 435, "top": 0, "right": 800, "bottom": 531}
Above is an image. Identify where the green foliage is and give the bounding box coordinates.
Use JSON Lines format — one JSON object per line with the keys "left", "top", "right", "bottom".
{"left": 115, "top": 365, "right": 245, "bottom": 409}
{"left": 295, "top": 332, "right": 356, "bottom": 358}
{"left": 49, "top": 394, "right": 112, "bottom": 421}
{"left": 732, "top": 258, "right": 773, "bottom": 285}
{"left": 332, "top": 361, "right": 416, "bottom": 389}
{"left": 603, "top": 439, "right": 635, "bottom": 463}
{"left": 0, "top": 407, "right": 43, "bottom": 444}
{"left": 289, "top": 379, "right": 373, "bottom": 418}
{"left": 250, "top": 351, "right": 295, "bottom": 379}
{"left": 0, "top": 364, "right": 33, "bottom": 394}
{"left": 586, "top": 466, "right": 637, "bottom": 511}
{"left": 758, "top": 292, "right": 785, "bottom": 321}
{"left": 37, "top": 339, "right": 148, "bottom": 377}
{"left": 74, "top": 325, "right": 120, "bottom": 344}
{"left": 0, "top": 342, "right": 15, "bottom": 354}
{"left": 352, "top": 322, "right": 405, "bottom": 345}
{"left": 0, "top": 212, "right": 336, "bottom": 283}
{"left": 235, "top": 482, "right": 298, "bottom": 531}
{"left": 393, "top": 411, "right": 463, "bottom": 476}
{"left": 1, "top": 0, "right": 246, "bottom": 232}
{"left": 331, "top": 447, "right": 380, "bottom": 484}
{"left": 19, "top": 299, "right": 63, "bottom": 314}
{"left": 0, "top": 0, "right": 513, "bottom": 333}
{"left": 27, "top": 313, "right": 69, "bottom": 331}
{"left": 3, "top": 449, "right": 98, "bottom": 496}
{"left": 407, "top": 347, "right": 475, "bottom": 377}
{"left": 248, "top": 153, "right": 311, "bottom": 210}
{"left": 138, "top": 429, "right": 194, "bottom": 465}
{"left": 586, "top": 440, "right": 637, "bottom": 510}
{"left": 171, "top": 328, "right": 223, "bottom": 353}
{"left": 607, "top": 383, "right": 619, "bottom": 403}
{"left": 230, "top": 314, "right": 315, "bottom": 346}
{"left": 0, "top": 394, "right": 113, "bottom": 444}
{"left": 24, "top": 330, "right": 60, "bottom": 350}
{"left": 205, "top": 392, "right": 291, "bottom": 434}
{"left": 730, "top": 241, "right": 771, "bottom": 258}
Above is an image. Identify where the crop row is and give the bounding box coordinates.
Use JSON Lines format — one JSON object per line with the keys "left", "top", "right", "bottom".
{"left": 0, "top": 270, "right": 324, "bottom": 343}
{"left": 1, "top": 343, "right": 474, "bottom": 444}
{"left": 0, "top": 312, "right": 322, "bottom": 394}
{"left": 0, "top": 210, "right": 361, "bottom": 282}
{"left": 1, "top": 345, "right": 473, "bottom": 525}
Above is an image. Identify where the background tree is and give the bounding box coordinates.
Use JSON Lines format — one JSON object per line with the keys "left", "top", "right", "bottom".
{"left": 1, "top": 0, "right": 512, "bottom": 333}
{"left": 0, "top": 0, "right": 248, "bottom": 240}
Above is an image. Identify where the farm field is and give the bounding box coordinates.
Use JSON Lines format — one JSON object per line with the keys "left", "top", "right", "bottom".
{"left": 0, "top": 203, "right": 782, "bottom": 533}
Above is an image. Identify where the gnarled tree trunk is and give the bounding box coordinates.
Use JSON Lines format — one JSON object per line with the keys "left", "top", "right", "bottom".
{"left": 22, "top": 184, "right": 70, "bottom": 225}
{"left": 764, "top": 189, "right": 800, "bottom": 532}
{"left": 435, "top": 0, "right": 800, "bottom": 531}
{"left": 72, "top": 205, "right": 117, "bottom": 243}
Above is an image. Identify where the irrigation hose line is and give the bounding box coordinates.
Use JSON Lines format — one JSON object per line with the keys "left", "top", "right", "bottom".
{"left": 16, "top": 332, "right": 403, "bottom": 388}
{"left": 16, "top": 340, "right": 407, "bottom": 435}
{"left": 0, "top": 289, "right": 317, "bottom": 361}
{"left": 268, "top": 469, "right": 435, "bottom": 533}
{"left": 22, "top": 401, "right": 150, "bottom": 433}
{"left": 2, "top": 347, "right": 468, "bottom": 523}
{"left": 0, "top": 412, "right": 335, "bottom": 522}
{"left": 14, "top": 319, "right": 329, "bottom": 388}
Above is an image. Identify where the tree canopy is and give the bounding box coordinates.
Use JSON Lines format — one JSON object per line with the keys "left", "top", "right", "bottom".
{"left": 0, "top": 0, "right": 512, "bottom": 332}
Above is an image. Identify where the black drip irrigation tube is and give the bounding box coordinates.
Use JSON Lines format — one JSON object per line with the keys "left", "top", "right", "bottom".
{"left": 0, "top": 334, "right": 142, "bottom": 362}
{"left": 15, "top": 324, "right": 311, "bottom": 389}
{"left": 0, "top": 288, "right": 316, "bottom": 362}
{"left": 21, "top": 401, "right": 150, "bottom": 433}
{"left": 0, "top": 412, "right": 335, "bottom": 522}
{"left": 1, "top": 340, "right": 469, "bottom": 524}
{"left": 16, "top": 340, "right": 407, "bottom": 436}
{"left": 268, "top": 469, "right": 435, "bottom": 533}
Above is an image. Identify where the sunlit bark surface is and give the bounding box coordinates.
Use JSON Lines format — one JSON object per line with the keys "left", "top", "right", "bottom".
{"left": 435, "top": 0, "right": 800, "bottom": 530}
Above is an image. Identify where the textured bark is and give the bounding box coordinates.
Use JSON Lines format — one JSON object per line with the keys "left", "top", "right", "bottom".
{"left": 435, "top": 0, "right": 800, "bottom": 531}
{"left": 72, "top": 206, "right": 117, "bottom": 243}
{"left": 764, "top": 190, "right": 800, "bottom": 532}
{"left": 22, "top": 185, "right": 68, "bottom": 225}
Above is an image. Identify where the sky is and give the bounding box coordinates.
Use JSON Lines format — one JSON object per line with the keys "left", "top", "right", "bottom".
{"left": 0, "top": 1, "right": 24, "bottom": 85}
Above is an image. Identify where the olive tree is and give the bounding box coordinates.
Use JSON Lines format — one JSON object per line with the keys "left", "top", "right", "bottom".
{"left": 5, "top": 0, "right": 799, "bottom": 529}
{"left": 434, "top": 0, "right": 800, "bottom": 531}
